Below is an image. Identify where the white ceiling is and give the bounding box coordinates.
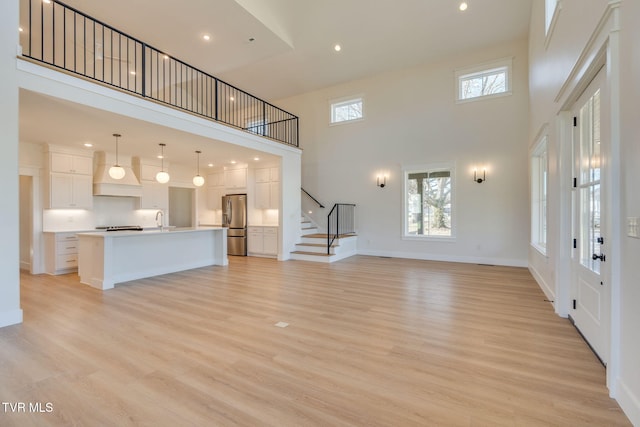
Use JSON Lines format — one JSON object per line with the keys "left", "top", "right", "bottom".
{"left": 19, "top": 0, "right": 532, "bottom": 168}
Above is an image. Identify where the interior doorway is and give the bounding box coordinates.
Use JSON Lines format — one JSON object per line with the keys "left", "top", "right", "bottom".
{"left": 169, "top": 187, "right": 195, "bottom": 227}
{"left": 19, "top": 175, "right": 33, "bottom": 272}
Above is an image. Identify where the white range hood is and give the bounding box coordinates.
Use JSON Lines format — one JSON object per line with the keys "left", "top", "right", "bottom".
{"left": 93, "top": 151, "right": 143, "bottom": 197}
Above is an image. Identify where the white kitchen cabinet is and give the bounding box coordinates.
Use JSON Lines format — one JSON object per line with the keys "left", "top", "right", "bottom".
{"left": 44, "top": 232, "right": 81, "bottom": 275}
{"left": 207, "top": 171, "right": 224, "bottom": 187}
{"left": 132, "top": 157, "right": 166, "bottom": 182}
{"left": 263, "top": 227, "right": 278, "bottom": 254}
{"left": 45, "top": 148, "right": 94, "bottom": 209}
{"left": 254, "top": 167, "right": 280, "bottom": 209}
{"left": 224, "top": 167, "right": 247, "bottom": 190}
{"left": 138, "top": 182, "right": 169, "bottom": 210}
{"left": 48, "top": 173, "right": 93, "bottom": 209}
{"left": 255, "top": 168, "right": 270, "bottom": 183}
{"left": 247, "top": 226, "right": 278, "bottom": 257}
{"left": 50, "top": 152, "right": 93, "bottom": 175}
{"left": 206, "top": 171, "right": 225, "bottom": 210}
{"left": 269, "top": 167, "right": 280, "bottom": 182}
{"left": 206, "top": 186, "right": 225, "bottom": 210}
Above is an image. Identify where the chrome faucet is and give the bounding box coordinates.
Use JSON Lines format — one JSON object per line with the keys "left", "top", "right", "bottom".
{"left": 155, "top": 210, "right": 164, "bottom": 227}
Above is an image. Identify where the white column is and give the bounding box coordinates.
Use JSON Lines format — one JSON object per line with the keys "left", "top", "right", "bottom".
{"left": 0, "top": 0, "right": 23, "bottom": 327}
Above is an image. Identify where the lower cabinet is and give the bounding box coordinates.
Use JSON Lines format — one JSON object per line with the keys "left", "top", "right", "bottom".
{"left": 247, "top": 226, "right": 278, "bottom": 257}
{"left": 44, "top": 232, "right": 80, "bottom": 275}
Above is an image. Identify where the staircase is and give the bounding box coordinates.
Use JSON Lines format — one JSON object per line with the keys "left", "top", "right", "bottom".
{"left": 290, "top": 216, "right": 358, "bottom": 263}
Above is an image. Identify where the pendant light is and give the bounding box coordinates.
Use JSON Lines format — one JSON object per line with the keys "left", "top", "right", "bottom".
{"left": 108, "top": 133, "right": 126, "bottom": 180}
{"left": 156, "top": 143, "right": 170, "bottom": 183}
{"left": 193, "top": 150, "right": 205, "bottom": 187}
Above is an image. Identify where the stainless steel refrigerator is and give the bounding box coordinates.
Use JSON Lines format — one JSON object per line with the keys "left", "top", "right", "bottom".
{"left": 222, "top": 194, "right": 247, "bottom": 256}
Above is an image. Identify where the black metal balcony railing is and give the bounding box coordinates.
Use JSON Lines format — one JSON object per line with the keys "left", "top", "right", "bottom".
{"left": 20, "top": 0, "right": 299, "bottom": 148}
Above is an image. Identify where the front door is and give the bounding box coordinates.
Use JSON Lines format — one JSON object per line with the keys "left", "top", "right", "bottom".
{"left": 571, "top": 68, "right": 609, "bottom": 364}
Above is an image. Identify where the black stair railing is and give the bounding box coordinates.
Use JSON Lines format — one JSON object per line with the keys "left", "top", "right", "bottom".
{"left": 327, "top": 204, "right": 356, "bottom": 255}
{"left": 19, "top": 0, "right": 299, "bottom": 148}
{"left": 301, "top": 188, "right": 325, "bottom": 209}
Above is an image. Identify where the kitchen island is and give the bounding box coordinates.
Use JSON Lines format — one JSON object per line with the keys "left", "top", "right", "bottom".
{"left": 77, "top": 227, "right": 228, "bottom": 290}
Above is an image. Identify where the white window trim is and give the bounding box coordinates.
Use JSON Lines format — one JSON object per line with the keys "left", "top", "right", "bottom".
{"left": 530, "top": 132, "right": 548, "bottom": 256}
{"left": 454, "top": 57, "right": 513, "bottom": 103}
{"left": 329, "top": 94, "right": 364, "bottom": 126}
{"left": 402, "top": 162, "right": 456, "bottom": 241}
{"left": 544, "top": 0, "right": 562, "bottom": 50}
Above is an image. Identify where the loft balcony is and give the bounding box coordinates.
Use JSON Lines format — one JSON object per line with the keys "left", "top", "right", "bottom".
{"left": 18, "top": 0, "right": 299, "bottom": 148}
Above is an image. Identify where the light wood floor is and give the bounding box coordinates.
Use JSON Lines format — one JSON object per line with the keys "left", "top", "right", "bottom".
{"left": 1, "top": 256, "right": 630, "bottom": 426}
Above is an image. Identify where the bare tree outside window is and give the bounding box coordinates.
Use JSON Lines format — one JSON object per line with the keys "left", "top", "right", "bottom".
{"left": 406, "top": 170, "right": 452, "bottom": 236}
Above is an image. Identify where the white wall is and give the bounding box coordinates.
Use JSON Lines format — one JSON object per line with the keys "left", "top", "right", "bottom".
{"left": 529, "top": 0, "right": 640, "bottom": 424}
{"left": 0, "top": 0, "right": 23, "bottom": 327}
{"left": 278, "top": 38, "right": 530, "bottom": 266}
{"left": 618, "top": 1, "right": 640, "bottom": 424}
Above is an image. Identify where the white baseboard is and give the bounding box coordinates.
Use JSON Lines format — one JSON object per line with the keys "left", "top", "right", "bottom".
{"left": 356, "top": 249, "right": 527, "bottom": 268}
{"left": 0, "top": 309, "right": 23, "bottom": 328}
{"left": 528, "top": 263, "right": 555, "bottom": 302}
{"left": 617, "top": 379, "right": 640, "bottom": 427}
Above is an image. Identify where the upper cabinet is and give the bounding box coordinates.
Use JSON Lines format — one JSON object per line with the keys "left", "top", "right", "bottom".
{"left": 44, "top": 146, "right": 94, "bottom": 209}
{"left": 206, "top": 171, "right": 225, "bottom": 210}
{"left": 254, "top": 167, "right": 280, "bottom": 209}
{"left": 50, "top": 152, "right": 93, "bottom": 175}
{"left": 225, "top": 167, "right": 247, "bottom": 191}
{"left": 132, "top": 157, "right": 169, "bottom": 211}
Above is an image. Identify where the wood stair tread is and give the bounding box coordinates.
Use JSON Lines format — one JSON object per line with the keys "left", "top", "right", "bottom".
{"left": 302, "top": 233, "right": 357, "bottom": 238}
{"left": 291, "top": 251, "right": 332, "bottom": 257}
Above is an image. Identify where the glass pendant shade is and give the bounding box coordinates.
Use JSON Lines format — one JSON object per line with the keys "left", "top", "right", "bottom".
{"left": 156, "top": 143, "right": 170, "bottom": 183}
{"left": 109, "top": 165, "right": 125, "bottom": 180}
{"left": 193, "top": 175, "right": 205, "bottom": 187}
{"left": 156, "top": 170, "right": 170, "bottom": 184}
{"left": 110, "top": 133, "right": 125, "bottom": 180}
{"left": 192, "top": 150, "right": 204, "bottom": 187}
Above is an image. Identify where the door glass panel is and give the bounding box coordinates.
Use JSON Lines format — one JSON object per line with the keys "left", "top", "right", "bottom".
{"left": 577, "top": 88, "right": 601, "bottom": 274}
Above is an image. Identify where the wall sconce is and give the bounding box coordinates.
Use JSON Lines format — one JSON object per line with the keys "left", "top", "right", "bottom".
{"left": 376, "top": 174, "right": 387, "bottom": 188}
{"left": 473, "top": 168, "right": 486, "bottom": 184}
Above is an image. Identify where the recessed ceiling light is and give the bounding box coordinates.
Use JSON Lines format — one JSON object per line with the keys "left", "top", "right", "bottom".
{"left": 130, "top": 71, "right": 136, "bottom": 75}
{"left": 203, "top": 34, "right": 211, "bottom": 41}
{"left": 43, "top": 0, "right": 51, "bottom": 4}
{"left": 334, "top": 44, "right": 342, "bottom": 52}
{"left": 157, "top": 154, "right": 164, "bottom": 159}
{"left": 230, "top": 160, "right": 237, "bottom": 164}
{"left": 19, "top": 27, "right": 23, "bottom": 32}
{"left": 229, "top": 96, "right": 235, "bottom": 101}
{"left": 84, "top": 143, "right": 93, "bottom": 148}
{"left": 254, "top": 157, "right": 260, "bottom": 161}
{"left": 207, "top": 163, "right": 214, "bottom": 167}
{"left": 163, "top": 54, "right": 169, "bottom": 60}
{"left": 459, "top": 2, "right": 468, "bottom": 11}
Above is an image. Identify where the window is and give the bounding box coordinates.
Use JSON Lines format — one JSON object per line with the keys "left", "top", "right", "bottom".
{"left": 330, "top": 97, "right": 363, "bottom": 124}
{"left": 404, "top": 165, "right": 454, "bottom": 238}
{"left": 455, "top": 58, "right": 512, "bottom": 102}
{"left": 545, "top": 0, "right": 558, "bottom": 35}
{"left": 531, "top": 137, "right": 548, "bottom": 254}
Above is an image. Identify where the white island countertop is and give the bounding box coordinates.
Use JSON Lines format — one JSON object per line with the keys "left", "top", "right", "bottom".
{"left": 77, "top": 226, "right": 228, "bottom": 290}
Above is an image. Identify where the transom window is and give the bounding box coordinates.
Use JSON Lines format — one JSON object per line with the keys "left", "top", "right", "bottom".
{"left": 545, "top": 0, "right": 559, "bottom": 35}
{"left": 404, "top": 165, "right": 454, "bottom": 238}
{"left": 330, "top": 97, "right": 363, "bottom": 124}
{"left": 455, "top": 58, "right": 512, "bottom": 102}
